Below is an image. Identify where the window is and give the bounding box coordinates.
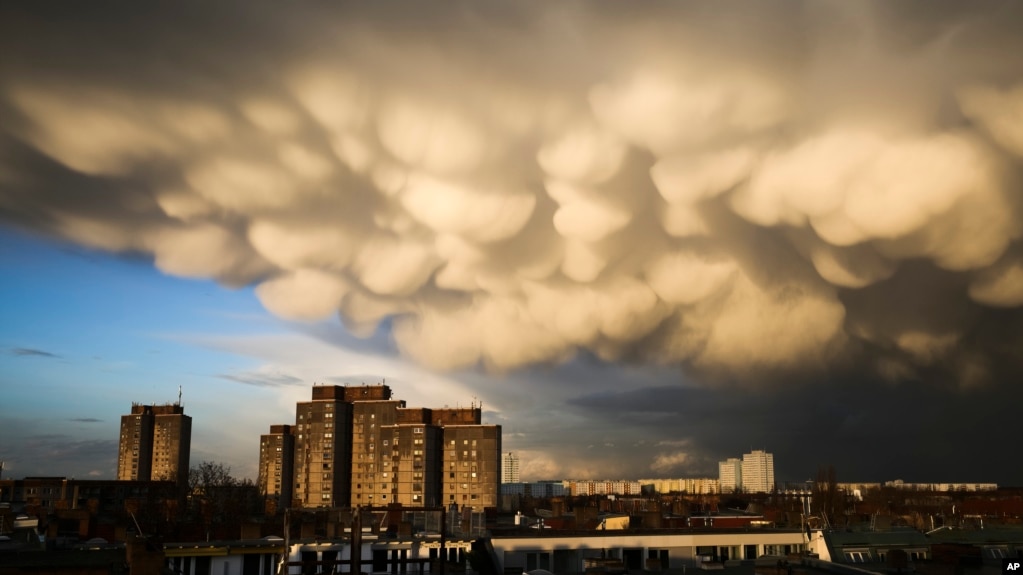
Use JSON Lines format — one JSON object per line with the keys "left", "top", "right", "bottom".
{"left": 844, "top": 551, "right": 869, "bottom": 563}
{"left": 985, "top": 548, "right": 1007, "bottom": 559}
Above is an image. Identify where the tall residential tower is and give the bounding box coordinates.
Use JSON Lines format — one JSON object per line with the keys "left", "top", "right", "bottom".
{"left": 502, "top": 452, "right": 520, "bottom": 483}
{"left": 117, "top": 402, "right": 191, "bottom": 486}
{"left": 258, "top": 424, "right": 295, "bottom": 512}
{"left": 741, "top": 450, "right": 775, "bottom": 493}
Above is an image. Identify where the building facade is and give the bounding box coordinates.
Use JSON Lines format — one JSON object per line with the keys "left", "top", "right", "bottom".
{"left": 566, "top": 480, "right": 643, "bottom": 497}
{"left": 382, "top": 418, "right": 444, "bottom": 507}
{"left": 641, "top": 478, "right": 720, "bottom": 495}
{"left": 117, "top": 403, "right": 191, "bottom": 486}
{"left": 289, "top": 385, "right": 501, "bottom": 511}
{"left": 502, "top": 453, "right": 520, "bottom": 483}
{"left": 443, "top": 422, "right": 501, "bottom": 510}
{"left": 293, "top": 386, "right": 354, "bottom": 507}
{"left": 350, "top": 393, "right": 405, "bottom": 506}
{"left": 741, "top": 450, "right": 775, "bottom": 493}
{"left": 258, "top": 424, "right": 295, "bottom": 512}
{"left": 718, "top": 458, "right": 742, "bottom": 493}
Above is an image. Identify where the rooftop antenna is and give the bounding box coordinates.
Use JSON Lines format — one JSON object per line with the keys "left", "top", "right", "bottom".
{"left": 178, "top": 385, "right": 182, "bottom": 406}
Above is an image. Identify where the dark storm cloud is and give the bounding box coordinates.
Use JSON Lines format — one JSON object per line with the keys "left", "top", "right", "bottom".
{"left": 0, "top": 433, "right": 118, "bottom": 479}
{"left": 2, "top": 1, "right": 1023, "bottom": 481}
{"left": 567, "top": 373, "right": 1023, "bottom": 486}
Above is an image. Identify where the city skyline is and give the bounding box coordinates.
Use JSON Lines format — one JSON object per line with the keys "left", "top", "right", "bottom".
{"left": 3, "top": 3, "right": 1023, "bottom": 487}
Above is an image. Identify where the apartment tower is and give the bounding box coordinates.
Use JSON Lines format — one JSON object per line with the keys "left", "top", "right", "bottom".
{"left": 502, "top": 452, "right": 520, "bottom": 483}
{"left": 288, "top": 384, "right": 501, "bottom": 511}
{"left": 437, "top": 407, "right": 501, "bottom": 510}
{"left": 258, "top": 424, "right": 295, "bottom": 512}
{"left": 380, "top": 407, "right": 444, "bottom": 507}
{"left": 718, "top": 457, "right": 742, "bottom": 493}
{"left": 349, "top": 385, "right": 405, "bottom": 506}
{"left": 741, "top": 450, "right": 775, "bottom": 493}
{"left": 117, "top": 402, "right": 191, "bottom": 486}
{"left": 293, "top": 385, "right": 354, "bottom": 507}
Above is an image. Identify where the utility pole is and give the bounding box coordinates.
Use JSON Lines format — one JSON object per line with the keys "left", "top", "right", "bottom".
{"left": 352, "top": 507, "right": 362, "bottom": 575}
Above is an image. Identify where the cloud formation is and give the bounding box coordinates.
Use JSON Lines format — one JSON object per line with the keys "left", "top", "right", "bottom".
{"left": 11, "top": 347, "right": 59, "bottom": 358}
{"left": 2, "top": 1, "right": 1023, "bottom": 391}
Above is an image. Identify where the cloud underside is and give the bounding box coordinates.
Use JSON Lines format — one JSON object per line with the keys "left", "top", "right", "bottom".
{"left": 3, "top": 2, "right": 1023, "bottom": 387}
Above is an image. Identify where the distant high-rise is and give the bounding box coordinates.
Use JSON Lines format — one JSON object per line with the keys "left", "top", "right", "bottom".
{"left": 258, "top": 424, "right": 295, "bottom": 511}
{"left": 741, "top": 450, "right": 775, "bottom": 493}
{"left": 117, "top": 402, "right": 191, "bottom": 486}
{"left": 502, "top": 452, "right": 520, "bottom": 483}
{"left": 718, "top": 457, "right": 742, "bottom": 493}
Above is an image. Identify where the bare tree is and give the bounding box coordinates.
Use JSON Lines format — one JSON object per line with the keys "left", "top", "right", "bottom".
{"left": 189, "top": 461, "right": 237, "bottom": 497}
{"left": 812, "top": 465, "right": 843, "bottom": 523}
{"left": 188, "top": 461, "right": 241, "bottom": 540}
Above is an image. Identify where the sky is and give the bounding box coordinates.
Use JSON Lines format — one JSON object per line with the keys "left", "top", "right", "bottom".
{"left": 2, "top": 1, "right": 1023, "bottom": 486}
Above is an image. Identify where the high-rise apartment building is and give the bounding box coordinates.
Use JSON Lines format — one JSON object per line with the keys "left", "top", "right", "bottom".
{"left": 293, "top": 386, "right": 354, "bottom": 507}
{"left": 381, "top": 408, "right": 444, "bottom": 507}
{"left": 502, "top": 452, "right": 520, "bottom": 483}
{"left": 741, "top": 450, "right": 775, "bottom": 493}
{"left": 117, "top": 403, "right": 191, "bottom": 486}
{"left": 440, "top": 407, "right": 501, "bottom": 510}
{"left": 258, "top": 424, "right": 295, "bottom": 511}
{"left": 288, "top": 384, "right": 501, "bottom": 511}
{"left": 718, "top": 457, "right": 742, "bottom": 493}
{"left": 350, "top": 389, "right": 405, "bottom": 506}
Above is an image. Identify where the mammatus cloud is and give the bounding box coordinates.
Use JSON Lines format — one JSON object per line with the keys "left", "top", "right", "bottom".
{"left": 2, "top": 2, "right": 1023, "bottom": 388}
